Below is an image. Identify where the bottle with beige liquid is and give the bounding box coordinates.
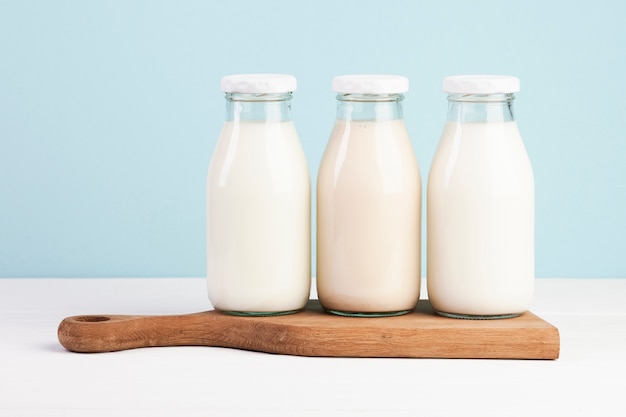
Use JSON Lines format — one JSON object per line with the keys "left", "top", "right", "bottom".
{"left": 206, "top": 74, "right": 311, "bottom": 316}
{"left": 317, "top": 75, "right": 422, "bottom": 317}
{"left": 427, "top": 75, "right": 535, "bottom": 319}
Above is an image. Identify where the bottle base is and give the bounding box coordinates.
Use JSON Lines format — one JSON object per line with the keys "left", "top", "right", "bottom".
{"left": 324, "top": 308, "right": 412, "bottom": 318}
{"left": 217, "top": 308, "right": 303, "bottom": 317}
{"left": 435, "top": 310, "right": 522, "bottom": 320}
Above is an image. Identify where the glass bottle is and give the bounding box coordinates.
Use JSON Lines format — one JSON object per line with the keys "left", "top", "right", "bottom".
{"left": 317, "top": 75, "right": 422, "bottom": 317}
{"left": 427, "top": 75, "right": 534, "bottom": 319}
{"left": 207, "top": 74, "right": 311, "bottom": 316}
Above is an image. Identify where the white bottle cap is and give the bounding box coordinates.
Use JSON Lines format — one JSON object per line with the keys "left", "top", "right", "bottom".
{"left": 332, "top": 75, "right": 409, "bottom": 94}
{"left": 220, "top": 74, "right": 297, "bottom": 93}
{"left": 443, "top": 75, "right": 520, "bottom": 94}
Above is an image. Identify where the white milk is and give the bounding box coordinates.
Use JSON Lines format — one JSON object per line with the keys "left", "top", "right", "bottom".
{"left": 207, "top": 120, "right": 311, "bottom": 313}
{"left": 317, "top": 119, "right": 421, "bottom": 314}
{"left": 427, "top": 121, "right": 534, "bottom": 317}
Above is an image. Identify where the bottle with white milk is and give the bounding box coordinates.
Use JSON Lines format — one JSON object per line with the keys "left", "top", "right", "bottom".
{"left": 317, "top": 75, "right": 422, "bottom": 317}
{"left": 206, "top": 74, "right": 311, "bottom": 316}
{"left": 427, "top": 75, "right": 534, "bottom": 319}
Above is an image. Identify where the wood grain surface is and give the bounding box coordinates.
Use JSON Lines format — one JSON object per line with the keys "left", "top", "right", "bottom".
{"left": 57, "top": 299, "right": 560, "bottom": 359}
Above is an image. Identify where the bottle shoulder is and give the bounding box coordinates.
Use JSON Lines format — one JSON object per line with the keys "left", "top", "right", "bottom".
{"left": 428, "top": 121, "right": 533, "bottom": 194}
{"left": 318, "top": 119, "right": 421, "bottom": 193}
{"left": 208, "top": 120, "right": 309, "bottom": 189}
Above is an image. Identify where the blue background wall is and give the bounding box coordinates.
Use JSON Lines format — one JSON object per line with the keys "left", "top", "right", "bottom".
{"left": 1, "top": 0, "right": 624, "bottom": 277}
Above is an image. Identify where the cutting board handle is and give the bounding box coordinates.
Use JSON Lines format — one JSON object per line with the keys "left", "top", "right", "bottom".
{"left": 58, "top": 312, "right": 219, "bottom": 353}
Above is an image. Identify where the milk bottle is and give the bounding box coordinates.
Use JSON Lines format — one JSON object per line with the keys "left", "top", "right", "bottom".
{"left": 206, "top": 74, "right": 311, "bottom": 315}
{"left": 427, "top": 75, "right": 534, "bottom": 319}
{"left": 317, "top": 75, "right": 422, "bottom": 317}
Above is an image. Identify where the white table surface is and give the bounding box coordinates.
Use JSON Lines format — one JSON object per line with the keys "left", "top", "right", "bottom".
{"left": 1, "top": 277, "right": 625, "bottom": 417}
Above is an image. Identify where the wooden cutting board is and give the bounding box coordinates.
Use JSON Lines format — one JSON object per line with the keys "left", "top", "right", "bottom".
{"left": 57, "top": 299, "right": 560, "bottom": 359}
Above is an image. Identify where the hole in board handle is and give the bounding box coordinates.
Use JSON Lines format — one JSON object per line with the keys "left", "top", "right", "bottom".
{"left": 74, "top": 316, "right": 111, "bottom": 322}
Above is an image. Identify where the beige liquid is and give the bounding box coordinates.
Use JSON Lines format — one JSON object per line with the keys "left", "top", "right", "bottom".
{"left": 207, "top": 121, "right": 311, "bottom": 314}
{"left": 316, "top": 119, "right": 421, "bottom": 314}
{"left": 427, "top": 121, "right": 534, "bottom": 317}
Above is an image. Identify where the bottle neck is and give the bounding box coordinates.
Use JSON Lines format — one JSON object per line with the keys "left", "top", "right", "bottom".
{"left": 446, "top": 93, "right": 515, "bottom": 123}
{"left": 336, "top": 94, "right": 404, "bottom": 121}
{"left": 225, "top": 92, "right": 293, "bottom": 122}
